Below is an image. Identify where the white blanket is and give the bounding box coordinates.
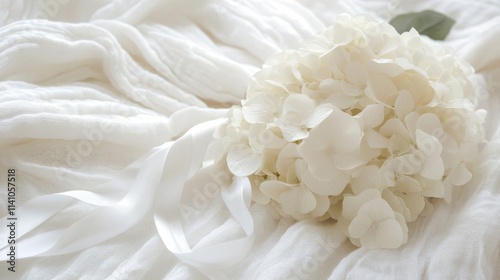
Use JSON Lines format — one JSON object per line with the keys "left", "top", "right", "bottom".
{"left": 1, "top": 0, "right": 499, "bottom": 279}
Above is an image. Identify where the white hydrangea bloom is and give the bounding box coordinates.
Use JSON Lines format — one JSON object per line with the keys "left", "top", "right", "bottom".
{"left": 275, "top": 94, "right": 333, "bottom": 142}
{"left": 217, "top": 14, "right": 486, "bottom": 249}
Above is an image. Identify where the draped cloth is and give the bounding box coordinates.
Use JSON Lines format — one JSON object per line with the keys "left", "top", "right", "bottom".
{"left": 0, "top": 0, "right": 499, "bottom": 279}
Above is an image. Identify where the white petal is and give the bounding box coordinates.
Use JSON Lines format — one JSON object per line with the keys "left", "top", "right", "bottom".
{"left": 396, "top": 176, "right": 421, "bottom": 192}
{"left": 382, "top": 189, "right": 406, "bottom": 214}
{"left": 260, "top": 180, "right": 290, "bottom": 201}
{"left": 416, "top": 113, "right": 443, "bottom": 136}
{"left": 366, "top": 74, "right": 399, "bottom": 105}
{"left": 248, "top": 124, "right": 267, "bottom": 152}
{"left": 299, "top": 143, "right": 337, "bottom": 182}
{"left": 266, "top": 128, "right": 288, "bottom": 150}
{"left": 300, "top": 116, "right": 335, "bottom": 151}
{"left": 351, "top": 165, "right": 382, "bottom": 195}
{"left": 276, "top": 143, "right": 300, "bottom": 177}
{"left": 336, "top": 138, "right": 380, "bottom": 170}
{"left": 285, "top": 163, "right": 299, "bottom": 184}
{"left": 448, "top": 163, "right": 472, "bottom": 186}
{"left": 229, "top": 107, "right": 244, "bottom": 127}
{"left": 328, "top": 200, "right": 344, "bottom": 220}
{"left": 360, "top": 218, "right": 403, "bottom": 249}
{"left": 278, "top": 120, "right": 308, "bottom": 142}
{"left": 416, "top": 130, "right": 443, "bottom": 156}
{"left": 310, "top": 194, "right": 331, "bottom": 217}
{"left": 294, "top": 159, "right": 308, "bottom": 182}
{"left": 318, "top": 78, "right": 341, "bottom": 92}
{"left": 394, "top": 212, "right": 409, "bottom": 244}
{"left": 443, "top": 179, "right": 453, "bottom": 203}
{"left": 398, "top": 197, "right": 412, "bottom": 221}
{"left": 298, "top": 187, "right": 317, "bottom": 214}
{"left": 348, "top": 212, "right": 372, "bottom": 239}
{"left": 379, "top": 118, "right": 412, "bottom": 141}
{"left": 251, "top": 179, "right": 271, "bottom": 204}
{"left": 260, "top": 150, "right": 279, "bottom": 178}
{"left": 334, "top": 153, "right": 369, "bottom": 171}
{"left": 392, "top": 154, "right": 422, "bottom": 175}
{"left": 346, "top": 61, "right": 368, "bottom": 86}
{"left": 331, "top": 21, "right": 357, "bottom": 45}
{"left": 359, "top": 104, "right": 385, "bottom": 128}
{"left": 342, "top": 189, "right": 381, "bottom": 220}
{"left": 368, "top": 59, "right": 405, "bottom": 77}
{"left": 404, "top": 111, "right": 420, "bottom": 139}
{"left": 227, "top": 144, "right": 262, "bottom": 176}
{"left": 420, "top": 155, "right": 444, "bottom": 180}
{"left": 280, "top": 187, "right": 317, "bottom": 215}
{"left": 242, "top": 93, "right": 277, "bottom": 124}
{"left": 341, "top": 81, "right": 364, "bottom": 96}
{"left": 393, "top": 181, "right": 425, "bottom": 221}
{"left": 282, "top": 94, "right": 315, "bottom": 120}
{"left": 366, "top": 129, "right": 389, "bottom": 148}
{"left": 395, "top": 90, "right": 415, "bottom": 119}
{"left": 419, "top": 199, "right": 434, "bottom": 217}
{"left": 304, "top": 168, "right": 350, "bottom": 195}
{"left": 421, "top": 179, "right": 445, "bottom": 198}
{"left": 394, "top": 71, "right": 434, "bottom": 106}
{"left": 361, "top": 198, "right": 396, "bottom": 222}
{"left": 328, "top": 110, "right": 362, "bottom": 152}
{"left": 305, "top": 103, "right": 334, "bottom": 128}
{"left": 380, "top": 163, "right": 396, "bottom": 186}
{"left": 291, "top": 65, "right": 304, "bottom": 84}
{"left": 398, "top": 192, "right": 425, "bottom": 222}
{"left": 441, "top": 136, "right": 459, "bottom": 170}
{"left": 325, "top": 93, "right": 357, "bottom": 109}
{"left": 388, "top": 134, "right": 411, "bottom": 155}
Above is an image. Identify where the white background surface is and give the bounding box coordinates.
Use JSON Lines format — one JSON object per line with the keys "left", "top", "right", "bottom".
{"left": 0, "top": 0, "right": 499, "bottom": 279}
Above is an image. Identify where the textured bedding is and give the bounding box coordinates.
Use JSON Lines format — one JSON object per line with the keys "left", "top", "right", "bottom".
{"left": 0, "top": 0, "right": 499, "bottom": 279}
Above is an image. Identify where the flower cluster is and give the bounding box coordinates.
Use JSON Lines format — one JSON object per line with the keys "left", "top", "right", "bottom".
{"left": 215, "top": 15, "right": 486, "bottom": 248}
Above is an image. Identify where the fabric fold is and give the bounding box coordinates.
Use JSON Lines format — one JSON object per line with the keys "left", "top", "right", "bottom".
{"left": 1, "top": 118, "right": 255, "bottom": 279}
{"left": 153, "top": 119, "right": 255, "bottom": 279}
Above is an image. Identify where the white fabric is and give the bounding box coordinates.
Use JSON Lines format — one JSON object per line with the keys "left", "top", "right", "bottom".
{"left": 0, "top": 0, "right": 499, "bottom": 279}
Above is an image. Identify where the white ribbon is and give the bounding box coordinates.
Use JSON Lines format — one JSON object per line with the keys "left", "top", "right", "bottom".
{"left": 153, "top": 118, "right": 255, "bottom": 276}
{"left": 0, "top": 119, "right": 255, "bottom": 278}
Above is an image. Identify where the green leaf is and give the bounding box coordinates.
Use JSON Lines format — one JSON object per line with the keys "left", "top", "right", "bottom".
{"left": 390, "top": 10, "right": 455, "bottom": 40}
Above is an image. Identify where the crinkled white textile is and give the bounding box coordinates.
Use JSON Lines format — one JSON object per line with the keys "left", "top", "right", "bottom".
{"left": 0, "top": 0, "right": 499, "bottom": 279}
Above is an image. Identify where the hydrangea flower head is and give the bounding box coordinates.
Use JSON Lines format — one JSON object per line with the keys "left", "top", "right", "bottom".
{"left": 217, "top": 14, "right": 486, "bottom": 249}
